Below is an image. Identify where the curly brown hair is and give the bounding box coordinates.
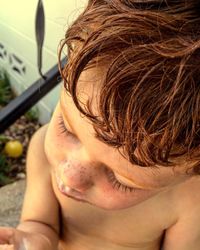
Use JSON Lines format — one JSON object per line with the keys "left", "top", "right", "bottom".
{"left": 58, "top": 0, "right": 200, "bottom": 174}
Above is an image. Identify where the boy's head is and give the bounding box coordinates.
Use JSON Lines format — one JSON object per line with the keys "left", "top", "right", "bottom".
{"left": 45, "top": 0, "right": 200, "bottom": 209}
{"left": 59, "top": 0, "right": 200, "bottom": 174}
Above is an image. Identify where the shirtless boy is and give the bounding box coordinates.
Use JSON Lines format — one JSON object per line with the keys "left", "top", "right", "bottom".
{"left": 1, "top": 0, "right": 200, "bottom": 249}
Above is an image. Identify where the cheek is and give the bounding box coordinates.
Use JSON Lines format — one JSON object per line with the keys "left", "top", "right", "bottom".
{"left": 95, "top": 188, "right": 154, "bottom": 210}
{"left": 92, "top": 176, "right": 157, "bottom": 210}
{"left": 90, "top": 176, "right": 130, "bottom": 209}
{"left": 94, "top": 188, "right": 134, "bottom": 210}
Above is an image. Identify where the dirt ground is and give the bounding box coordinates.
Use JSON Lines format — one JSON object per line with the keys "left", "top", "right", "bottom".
{"left": 0, "top": 180, "right": 25, "bottom": 227}
{"left": 0, "top": 115, "right": 41, "bottom": 187}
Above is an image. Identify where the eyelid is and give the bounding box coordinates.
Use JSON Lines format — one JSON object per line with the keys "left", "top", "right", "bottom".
{"left": 116, "top": 172, "right": 160, "bottom": 190}
{"left": 58, "top": 114, "right": 71, "bottom": 134}
{"left": 114, "top": 172, "right": 151, "bottom": 190}
{"left": 114, "top": 173, "right": 140, "bottom": 189}
{"left": 59, "top": 114, "right": 80, "bottom": 141}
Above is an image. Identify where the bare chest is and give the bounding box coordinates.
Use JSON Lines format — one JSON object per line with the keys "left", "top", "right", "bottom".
{"left": 52, "top": 179, "right": 177, "bottom": 250}
{"left": 58, "top": 201, "right": 165, "bottom": 250}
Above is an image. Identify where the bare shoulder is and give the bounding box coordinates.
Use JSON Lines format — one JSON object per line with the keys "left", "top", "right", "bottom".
{"left": 31, "top": 123, "right": 49, "bottom": 142}
{"left": 175, "top": 176, "right": 200, "bottom": 212}
{"left": 25, "top": 123, "right": 53, "bottom": 189}
{"left": 25, "top": 123, "right": 55, "bottom": 182}
{"left": 162, "top": 176, "right": 200, "bottom": 250}
{"left": 27, "top": 124, "right": 49, "bottom": 167}
{"left": 176, "top": 176, "right": 200, "bottom": 225}
{"left": 21, "top": 123, "right": 59, "bottom": 229}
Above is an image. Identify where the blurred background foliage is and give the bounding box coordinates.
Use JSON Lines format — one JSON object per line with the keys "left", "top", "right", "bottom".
{"left": 0, "top": 68, "right": 40, "bottom": 187}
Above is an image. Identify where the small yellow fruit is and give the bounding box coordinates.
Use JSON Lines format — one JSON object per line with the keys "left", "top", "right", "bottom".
{"left": 4, "top": 140, "right": 23, "bottom": 158}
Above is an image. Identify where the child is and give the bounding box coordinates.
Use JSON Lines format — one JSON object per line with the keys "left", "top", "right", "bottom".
{"left": 1, "top": 0, "right": 200, "bottom": 249}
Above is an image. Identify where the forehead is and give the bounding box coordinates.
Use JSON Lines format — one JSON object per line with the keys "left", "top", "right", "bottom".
{"left": 74, "top": 66, "right": 104, "bottom": 110}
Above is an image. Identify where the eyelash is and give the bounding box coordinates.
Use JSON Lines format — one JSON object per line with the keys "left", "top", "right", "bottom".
{"left": 106, "top": 168, "right": 136, "bottom": 193}
{"left": 57, "top": 115, "right": 135, "bottom": 194}
{"left": 58, "top": 115, "right": 70, "bottom": 136}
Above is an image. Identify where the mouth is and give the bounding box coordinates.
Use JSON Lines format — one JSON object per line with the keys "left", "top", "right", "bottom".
{"left": 59, "top": 187, "right": 87, "bottom": 203}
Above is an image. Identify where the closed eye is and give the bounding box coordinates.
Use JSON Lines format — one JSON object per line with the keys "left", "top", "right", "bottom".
{"left": 58, "top": 115, "right": 70, "bottom": 135}
{"left": 104, "top": 167, "right": 143, "bottom": 193}
{"left": 57, "top": 114, "right": 79, "bottom": 141}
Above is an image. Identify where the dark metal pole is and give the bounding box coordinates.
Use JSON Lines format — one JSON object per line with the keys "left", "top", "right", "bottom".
{"left": 0, "top": 58, "right": 66, "bottom": 134}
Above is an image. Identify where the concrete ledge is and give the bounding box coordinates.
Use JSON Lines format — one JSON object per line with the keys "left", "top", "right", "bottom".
{"left": 0, "top": 180, "right": 26, "bottom": 227}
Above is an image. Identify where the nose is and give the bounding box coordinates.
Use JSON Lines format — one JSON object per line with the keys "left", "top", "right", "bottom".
{"left": 58, "top": 159, "right": 94, "bottom": 193}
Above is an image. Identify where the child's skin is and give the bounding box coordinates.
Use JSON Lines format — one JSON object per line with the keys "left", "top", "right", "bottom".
{"left": 0, "top": 68, "right": 200, "bottom": 250}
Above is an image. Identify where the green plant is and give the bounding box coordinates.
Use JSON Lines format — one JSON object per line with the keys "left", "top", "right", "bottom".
{"left": 25, "top": 107, "right": 39, "bottom": 121}
{"left": 0, "top": 135, "right": 12, "bottom": 186}
{"left": 0, "top": 154, "right": 12, "bottom": 186}
{"left": 0, "top": 69, "right": 13, "bottom": 107}
{"left": 0, "top": 135, "right": 10, "bottom": 143}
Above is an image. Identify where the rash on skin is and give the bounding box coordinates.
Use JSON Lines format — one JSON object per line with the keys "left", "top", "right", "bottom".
{"left": 57, "top": 159, "right": 93, "bottom": 190}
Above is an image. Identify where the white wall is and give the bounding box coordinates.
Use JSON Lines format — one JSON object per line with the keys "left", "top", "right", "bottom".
{"left": 0, "top": 0, "right": 87, "bottom": 124}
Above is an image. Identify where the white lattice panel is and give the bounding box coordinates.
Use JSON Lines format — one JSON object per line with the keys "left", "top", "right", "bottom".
{"left": 0, "top": 0, "right": 88, "bottom": 123}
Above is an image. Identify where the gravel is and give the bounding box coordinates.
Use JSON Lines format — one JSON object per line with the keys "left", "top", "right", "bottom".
{"left": 0, "top": 115, "right": 41, "bottom": 187}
